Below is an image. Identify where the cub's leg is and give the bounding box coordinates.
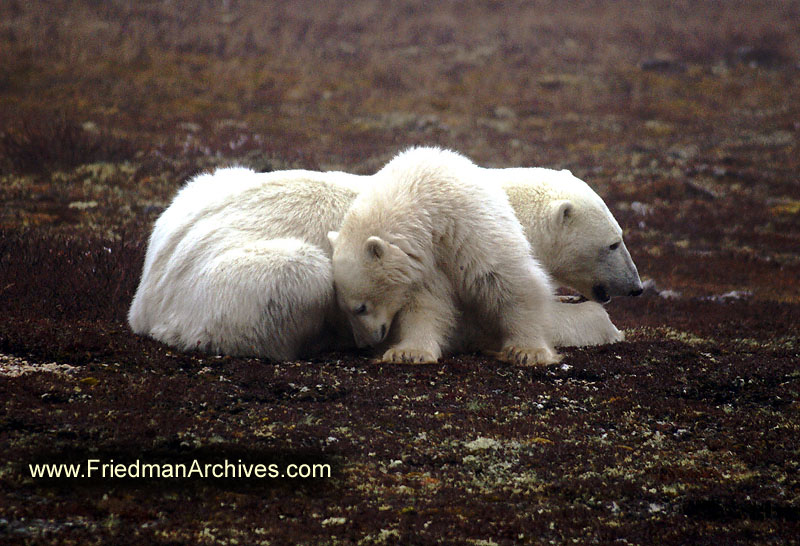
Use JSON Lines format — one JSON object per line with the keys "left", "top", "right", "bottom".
{"left": 380, "top": 274, "right": 456, "bottom": 364}
{"left": 487, "top": 262, "right": 561, "bottom": 366}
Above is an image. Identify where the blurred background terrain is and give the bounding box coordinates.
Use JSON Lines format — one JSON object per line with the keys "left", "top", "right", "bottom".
{"left": 1, "top": 1, "right": 798, "bottom": 544}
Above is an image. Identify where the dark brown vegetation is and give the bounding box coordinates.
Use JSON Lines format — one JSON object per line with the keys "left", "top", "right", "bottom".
{"left": 1, "top": 1, "right": 799, "bottom": 544}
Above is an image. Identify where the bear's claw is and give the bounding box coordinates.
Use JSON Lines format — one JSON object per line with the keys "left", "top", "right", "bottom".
{"left": 499, "top": 346, "right": 561, "bottom": 367}
{"left": 380, "top": 348, "right": 438, "bottom": 364}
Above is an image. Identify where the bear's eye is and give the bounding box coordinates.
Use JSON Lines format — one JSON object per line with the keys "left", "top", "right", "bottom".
{"left": 354, "top": 304, "right": 368, "bottom": 316}
{"left": 609, "top": 242, "right": 620, "bottom": 251}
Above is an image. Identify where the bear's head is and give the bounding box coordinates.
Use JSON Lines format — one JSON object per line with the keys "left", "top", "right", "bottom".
{"left": 501, "top": 168, "right": 643, "bottom": 303}
{"left": 328, "top": 231, "right": 423, "bottom": 348}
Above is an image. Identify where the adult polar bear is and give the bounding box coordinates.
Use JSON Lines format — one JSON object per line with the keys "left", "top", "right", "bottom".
{"left": 129, "top": 147, "right": 642, "bottom": 360}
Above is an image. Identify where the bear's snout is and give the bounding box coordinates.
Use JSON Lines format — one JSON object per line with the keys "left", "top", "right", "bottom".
{"left": 369, "top": 323, "right": 388, "bottom": 345}
{"left": 353, "top": 321, "right": 389, "bottom": 347}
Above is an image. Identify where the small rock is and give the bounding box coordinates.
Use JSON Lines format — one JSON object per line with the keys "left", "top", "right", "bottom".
{"left": 703, "top": 290, "right": 753, "bottom": 303}
{"left": 659, "top": 289, "right": 682, "bottom": 300}
{"left": 733, "top": 46, "right": 787, "bottom": 68}
{"left": 493, "top": 106, "right": 516, "bottom": 119}
{"left": 178, "top": 122, "right": 201, "bottom": 133}
{"left": 684, "top": 179, "right": 718, "bottom": 200}
{"left": 639, "top": 58, "right": 686, "bottom": 73}
{"left": 668, "top": 145, "right": 699, "bottom": 161}
{"left": 631, "top": 201, "right": 652, "bottom": 216}
{"left": 641, "top": 279, "right": 682, "bottom": 300}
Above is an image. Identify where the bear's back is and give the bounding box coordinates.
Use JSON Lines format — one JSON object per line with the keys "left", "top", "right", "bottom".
{"left": 146, "top": 168, "right": 364, "bottom": 274}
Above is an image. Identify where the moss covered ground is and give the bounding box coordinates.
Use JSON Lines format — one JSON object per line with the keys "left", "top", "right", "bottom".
{"left": 1, "top": 1, "right": 799, "bottom": 544}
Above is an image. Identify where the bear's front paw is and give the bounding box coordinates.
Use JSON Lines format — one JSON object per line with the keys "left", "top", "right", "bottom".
{"left": 587, "top": 305, "right": 624, "bottom": 344}
{"left": 500, "top": 346, "right": 561, "bottom": 367}
{"left": 380, "top": 348, "right": 438, "bottom": 364}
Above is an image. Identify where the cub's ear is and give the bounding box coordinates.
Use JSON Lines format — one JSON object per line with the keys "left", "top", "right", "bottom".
{"left": 364, "top": 235, "right": 388, "bottom": 260}
{"left": 551, "top": 200, "right": 574, "bottom": 228}
{"left": 327, "top": 231, "right": 339, "bottom": 247}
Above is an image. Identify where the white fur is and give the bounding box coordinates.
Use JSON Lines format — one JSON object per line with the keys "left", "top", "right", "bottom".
{"left": 499, "top": 167, "right": 642, "bottom": 302}
{"left": 329, "top": 148, "right": 560, "bottom": 366}
{"left": 129, "top": 148, "right": 637, "bottom": 359}
{"left": 128, "top": 167, "right": 365, "bottom": 358}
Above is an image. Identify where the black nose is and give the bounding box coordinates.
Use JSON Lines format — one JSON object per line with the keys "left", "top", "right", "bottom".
{"left": 629, "top": 288, "right": 643, "bottom": 297}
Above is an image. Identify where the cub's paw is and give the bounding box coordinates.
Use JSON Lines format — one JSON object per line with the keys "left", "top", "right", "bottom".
{"left": 380, "top": 348, "right": 438, "bottom": 364}
{"left": 500, "top": 346, "right": 561, "bottom": 367}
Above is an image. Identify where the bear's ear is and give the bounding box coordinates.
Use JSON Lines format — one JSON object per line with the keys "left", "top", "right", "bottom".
{"left": 551, "top": 200, "right": 574, "bottom": 228}
{"left": 364, "top": 235, "right": 388, "bottom": 260}
{"left": 327, "top": 231, "right": 339, "bottom": 248}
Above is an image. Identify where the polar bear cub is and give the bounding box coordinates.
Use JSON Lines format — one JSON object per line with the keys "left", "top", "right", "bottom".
{"left": 328, "top": 147, "right": 560, "bottom": 365}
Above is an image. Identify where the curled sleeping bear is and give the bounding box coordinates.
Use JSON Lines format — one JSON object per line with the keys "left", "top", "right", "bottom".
{"left": 128, "top": 147, "right": 642, "bottom": 360}
{"left": 328, "top": 147, "right": 559, "bottom": 365}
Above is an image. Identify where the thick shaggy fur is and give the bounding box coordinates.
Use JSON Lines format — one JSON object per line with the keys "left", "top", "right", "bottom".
{"left": 129, "top": 148, "right": 634, "bottom": 359}
{"left": 329, "top": 148, "right": 560, "bottom": 365}
{"left": 128, "top": 167, "right": 363, "bottom": 358}
{"left": 499, "top": 167, "right": 642, "bottom": 303}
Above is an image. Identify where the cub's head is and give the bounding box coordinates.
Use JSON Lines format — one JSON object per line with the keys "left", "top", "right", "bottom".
{"left": 328, "top": 232, "right": 422, "bottom": 348}
{"left": 503, "top": 168, "right": 643, "bottom": 303}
